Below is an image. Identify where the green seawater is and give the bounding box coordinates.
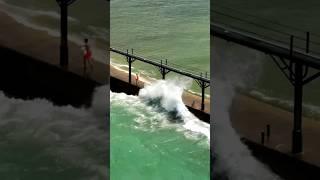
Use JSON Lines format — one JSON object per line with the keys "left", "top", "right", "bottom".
{"left": 110, "top": 92, "right": 210, "bottom": 180}
{"left": 111, "top": 0, "right": 210, "bottom": 94}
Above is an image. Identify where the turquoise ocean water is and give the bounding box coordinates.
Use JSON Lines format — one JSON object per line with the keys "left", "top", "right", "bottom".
{"left": 111, "top": 80, "right": 210, "bottom": 179}
{"left": 111, "top": 0, "right": 210, "bottom": 94}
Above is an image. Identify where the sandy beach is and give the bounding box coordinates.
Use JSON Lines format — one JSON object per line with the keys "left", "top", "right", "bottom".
{"left": 231, "top": 93, "right": 320, "bottom": 167}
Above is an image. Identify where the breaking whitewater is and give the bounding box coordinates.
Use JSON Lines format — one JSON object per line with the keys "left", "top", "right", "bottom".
{"left": 110, "top": 79, "right": 210, "bottom": 179}
{"left": 0, "top": 86, "right": 108, "bottom": 180}
{"left": 211, "top": 39, "right": 282, "bottom": 180}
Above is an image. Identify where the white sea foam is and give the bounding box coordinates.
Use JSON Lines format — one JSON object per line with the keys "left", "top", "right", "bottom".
{"left": 249, "top": 90, "right": 320, "bottom": 119}
{"left": 212, "top": 39, "right": 280, "bottom": 179}
{"left": 111, "top": 78, "right": 210, "bottom": 141}
{"left": 0, "top": 85, "right": 108, "bottom": 179}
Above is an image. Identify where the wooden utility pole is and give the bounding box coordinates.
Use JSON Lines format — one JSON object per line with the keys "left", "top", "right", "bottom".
{"left": 56, "top": 0, "right": 78, "bottom": 68}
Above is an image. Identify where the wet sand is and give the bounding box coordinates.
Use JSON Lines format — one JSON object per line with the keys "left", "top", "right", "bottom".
{"left": 231, "top": 93, "right": 320, "bottom": 168}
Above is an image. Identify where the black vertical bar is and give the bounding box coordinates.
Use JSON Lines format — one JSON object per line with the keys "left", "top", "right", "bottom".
{"left": 161, "top": 60, "right": 165, "bottom": 80}
{"left": 201, "top": 82, "right": 205, "bottom": 111}
{"left": 292, "top": 62, "right": 303, "bottom": 154}
{"left": 60, "top": 2, "right": 68, "bottom": 67}
{"left": 306, "top": 32, "right": 310, "bottom": 53}
{"left": 162, "top": 70, "right": 165, "bottom": 80}
{"left": 290, "top": 35, "right": 294, "bottom": 57}
{"left": 128, "top": 57, "right": 132, "bottom": 84}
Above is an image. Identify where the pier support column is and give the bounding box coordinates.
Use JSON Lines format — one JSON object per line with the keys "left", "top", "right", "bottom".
{"left": 160, "top": 68, "right": 170, "bottom": 80}
{"left": 159, "top": 60, "right": 170, "bottom": 80}
{"left": 201, "top": 82, "right": 205, "bottom": 111}
{"left": 162, "top": 69, "right": 166, "bottom": 80}
{"left": 292, "top": 62, "right": 303, "bottom": 154}
{"left": 195, "top": 79, "right": 209, "bottom": 112}
{"left": 128, "top": 57, "right": 132, "bottom": 84}
{"left": 60, "top": 2, "right": 68, "bottom": 68}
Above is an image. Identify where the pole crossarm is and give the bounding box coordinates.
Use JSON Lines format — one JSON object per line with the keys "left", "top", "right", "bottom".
{"left": 270, "top": 54, "right": 320, "bottom": 86}
{"left": 195, "top": 79, "right": 210, "bottom": 89}
{"left": 303, "top": 71, "right": 320, "bottom": 85}
{"left": 110, "top": 47, "right": 210, "bottom": 83}
{"left": 270, "top": 55, "right": 294, "bottom": 85}
{"left": 158, "top": 67, "right": 171, "bottom": 75}
{"left": 157, "top": 60, "right": 171, "bottom": 79}
{"left": 125, "top": 49, "right": 136, "bottom": 63}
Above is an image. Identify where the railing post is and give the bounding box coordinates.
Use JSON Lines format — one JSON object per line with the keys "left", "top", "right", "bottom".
{"left": 292, "top": 62, "right": 303, "bottom": 154}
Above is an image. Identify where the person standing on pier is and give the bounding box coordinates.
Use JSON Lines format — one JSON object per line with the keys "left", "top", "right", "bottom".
{"left": 82, "top": 38, "right": 93, "bottom": 75}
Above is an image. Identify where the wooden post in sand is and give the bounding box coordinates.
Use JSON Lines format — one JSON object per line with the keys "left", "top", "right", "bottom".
{"left": 56, "top": 0, "right": 78, "bottom": 68}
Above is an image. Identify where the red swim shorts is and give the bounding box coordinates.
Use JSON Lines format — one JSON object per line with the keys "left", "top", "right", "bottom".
{"left": 84, "top": 51, "right": 92, "bottom": 60}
